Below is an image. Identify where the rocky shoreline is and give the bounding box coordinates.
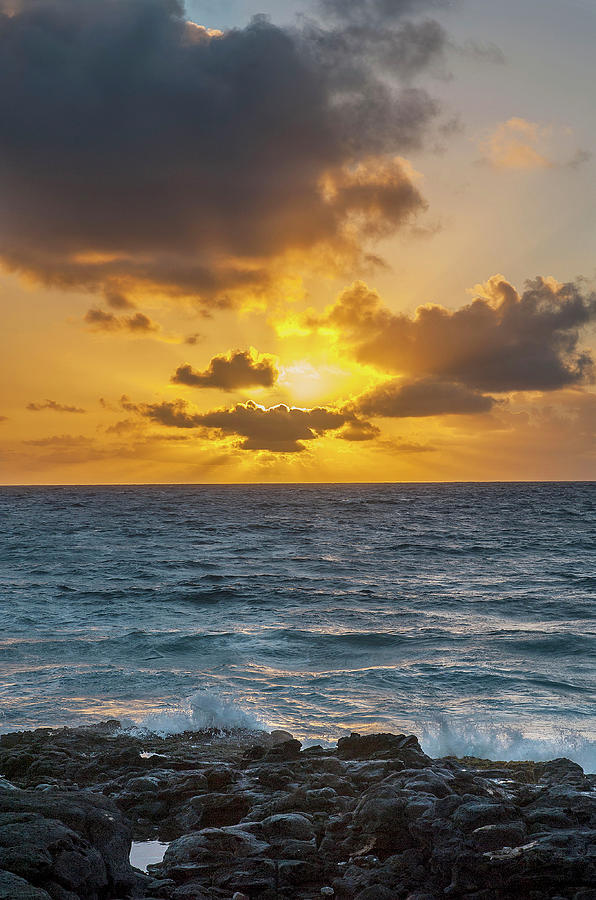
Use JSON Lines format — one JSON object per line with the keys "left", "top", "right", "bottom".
{"left": 0, "top": 722, "right": 594, "bottom": 900}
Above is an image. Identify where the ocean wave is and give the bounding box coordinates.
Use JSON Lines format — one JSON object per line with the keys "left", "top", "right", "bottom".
{"left": 419, "top": 718, "right": 596, "bottom": 774}
{"left": 2, "top": 484, "right": 595, "bottom": 765}
{"left": 125, "top": 692, "right": 596, "bottom": 773}
{"left": 129, "top": 691, "right": 265, "bottom": 736}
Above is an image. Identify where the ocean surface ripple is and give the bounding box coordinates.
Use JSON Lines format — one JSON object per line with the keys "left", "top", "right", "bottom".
{"left": 0, "top": 483, "right": 594, "bottom": 770}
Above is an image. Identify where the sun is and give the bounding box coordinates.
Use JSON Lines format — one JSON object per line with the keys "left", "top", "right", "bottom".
{"left": 278, "top": 362, "right": 327, "bottom": 404}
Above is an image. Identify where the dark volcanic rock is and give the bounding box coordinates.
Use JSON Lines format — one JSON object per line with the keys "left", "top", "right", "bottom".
{"left": 1, "top": 723, "right": 594, "bottom": 899}
{"left": 259, "top": 813, "right": 315, "bottom": 843}
{"left": 0, "top": 870, "right": 52, "bottom": 899}
{"left": 471, "top": 821, "right": 528, "bottom": 851}
{"left": 0, "top": 784, "right": 136, "bottom": 900}
{"left": 337, "top": 732, "right": 430, "bottom": 765}
{"left": 264, "top": 739, "right": 302, "bottom": 761}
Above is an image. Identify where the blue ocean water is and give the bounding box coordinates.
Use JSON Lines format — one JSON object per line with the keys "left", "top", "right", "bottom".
{"left": 0, "top": 483, "right": 594, "bottom": 769}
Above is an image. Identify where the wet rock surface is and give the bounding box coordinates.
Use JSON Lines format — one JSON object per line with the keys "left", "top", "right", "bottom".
{"left": 0, "top": 722, "right": 594, "bottom": 899}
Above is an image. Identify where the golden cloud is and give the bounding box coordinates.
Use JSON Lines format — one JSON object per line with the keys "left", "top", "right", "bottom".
{"left": 171, "top": 350, "right": 279, "bottom": 392}
{"left": 479, "top": 117, "right": 590, "bottom": 171}
{"left": 310, "top": 275, "right": 596, "bottom": 392}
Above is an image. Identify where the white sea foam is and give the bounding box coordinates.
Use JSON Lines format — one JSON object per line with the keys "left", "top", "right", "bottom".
{"left": 125, "top": 692, "right": 595, "bottom": 773}
{"left": 129, "top": 691, "right": 265, "bottom": 736}
{"left": 419, "top": 718, "right": 596, "bottom": 774}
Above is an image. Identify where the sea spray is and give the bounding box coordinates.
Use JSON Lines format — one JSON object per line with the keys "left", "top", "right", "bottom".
{"left": 127, "top": 690, "right": 596, "bottom": 773}
{"left": 130, "top": 691, "right": 265, "bottom": 736}
{"left": 418, "top": 717, "right": 596, "bottom": 774}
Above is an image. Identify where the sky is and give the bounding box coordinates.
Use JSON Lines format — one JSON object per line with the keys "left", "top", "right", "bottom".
{"left": 0, "top": 0, "right": 595, "bottom": 484}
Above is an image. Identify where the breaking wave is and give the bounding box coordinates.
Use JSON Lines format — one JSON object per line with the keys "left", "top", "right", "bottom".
{"left": 419, "top": 718, "right": 596, "bottom": 774}
{"left": 129, "top": 691, "right": 265, "bottom": 736}
{"left": 124, "top": 691, "right": 596, "bottom": 773}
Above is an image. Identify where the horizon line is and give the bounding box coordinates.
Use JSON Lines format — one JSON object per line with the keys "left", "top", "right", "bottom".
{"left": 1, "top": 479, "right": 595, "bottom": 488}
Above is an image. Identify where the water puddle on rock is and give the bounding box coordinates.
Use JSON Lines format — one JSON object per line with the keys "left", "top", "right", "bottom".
{"left": 130, "top": 840, "right": 169, "bottom": 873}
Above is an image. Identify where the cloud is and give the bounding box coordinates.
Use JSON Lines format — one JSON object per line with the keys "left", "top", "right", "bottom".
{"left": 197, "top": 401, "right": 349, "bottom": 452}
{"left": 317, "top": 0, "right": 452, "bottom": 26}
{"left": 104, "top": 288, "right": 136, "bottom": 310}
{"left": 128, "top": 395, "right": 369, "bottom": 452}
{"left": 16, "top": 430, "right": 196, "bottom": 467}
{"left": 24, "top": 434, "right": 93, "bottom": 447}
{"left": 318, "top": 0, "right": 504, "bottom": 75}
{"left": 105, "top": 418, "right": 138, "bottom": 435}
{"left": 337, "top": 418, "right": 381, "bottom": 440}
{"left": 315, "top": 275, "right": 596, "bottom": 392}
{"left": 172, "top": 350, "right": 278, "bottom": 391}
{"left": 353, "top": 376, "right": 495, "bottom": 417}
{"left": 129, "top": 398, "right": 203, "bottom": 429}
{"left": 18, "top": 433, "right": 114, "bottom": 464}
{"left": 457, "top": 39, "right": 505, "bottom": 65}
{"left": 384, "top": 438, "right": 437, "bottom": 453}
{"left": 18, "top": 434, "right": 127, "bottom": 469}
{"left": 479, "top": 118, "right": 552, "bottom": 170}
{"left": 0, "top": 415, "right": 7, "bottom": 422}
{"left": 303, "top": 15, "right": 448, "bottom": 83}
{"left": 26, "top": 399, "right": 86, "bottom": 413}
{"left": 84, "top": 309, "right": 160, "bottom": 333}
{"left": 319, "top": 156, "right": 426, "bottom": 240}
{"left": 0, "top": 0, "right": 446, "bottom": 304}
{"left": 566, "top": 148, "right": 592, "bottom": 170}
{"left": 479, "top": 118, "right": 590, "bottom": 171}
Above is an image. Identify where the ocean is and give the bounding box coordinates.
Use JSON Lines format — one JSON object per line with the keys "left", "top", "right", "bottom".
{"left": 0, "top": 483, "right": 594, "bottom": 771}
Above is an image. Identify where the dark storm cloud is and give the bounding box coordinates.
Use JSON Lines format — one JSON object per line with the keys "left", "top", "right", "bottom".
{"left": 319, "top": 276, "right": 596, "bottom": 392}
{"left": 0, "top": 0, "right": 444, "bottom": 302}
{"left": 301, "top": 18, "right": 447, "bottom": 85}
{"left": 84, "top": 309, "right": 123, "bottom": 331}
{"left": 26, "top": 399, "right": 86, "bottom": 413}
{"left": 197, "top": 401, "right": 348, "bottom": 452}
{"left": 337, "top": 418, "right": 381, "bottom": 440}
{"left": 131, "top": 399, "right": 203, "bottom": 429}
{"left": 316, "top": 0, "right": 502, "bottom": 77}
{"left": 104, "top": 289, "right": 136, "bottom": 310}
{"left": 171, "top": 350, "right": 278, "bottom": 391}
{"left": 353, "top": 377, "right": 495, "bottom": 418}
{"left": 318, "top": 0, "right": 453, "bottom": 26}
{"left": 84, "top": 309, "right": 160, "bottom": 333}
{"left": 128, "top": 395, "right": 373, "bottom": 452}
{"left": 105, "top": 418, "right": 138, "bottom": 435}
